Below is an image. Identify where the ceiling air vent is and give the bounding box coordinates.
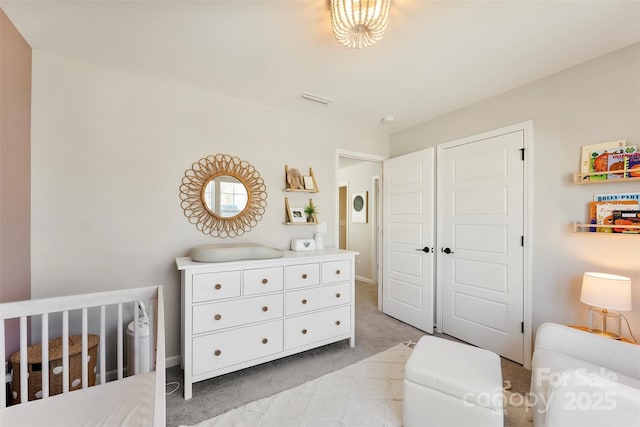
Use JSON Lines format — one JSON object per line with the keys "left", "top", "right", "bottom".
{"left": 300, "top": 92, "right": 333, "bottom": 106}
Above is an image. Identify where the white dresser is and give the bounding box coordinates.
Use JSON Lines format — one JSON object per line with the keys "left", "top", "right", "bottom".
{"left": 176, "top": 249, "right": 357, "bottom": 399}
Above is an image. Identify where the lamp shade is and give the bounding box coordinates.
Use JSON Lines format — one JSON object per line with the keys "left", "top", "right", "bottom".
{"left": 580, "top": 272, "right": 632, "bottom": 311}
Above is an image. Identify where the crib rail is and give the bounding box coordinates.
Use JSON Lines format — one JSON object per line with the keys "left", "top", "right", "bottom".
{"left": 0, "top": 285, "right": 162, "bottom": 410}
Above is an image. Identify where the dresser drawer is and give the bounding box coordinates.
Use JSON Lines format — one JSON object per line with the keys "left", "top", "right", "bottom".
{"left": 244, "top": 267, "right": 284, "bottom": 296}
{"left": 285, "top": 306, "right": 350, "bottom": 350}
{"left": 192, "top": 320, "right": 283, "bottom": 376}
{"left": 285, "top": 282, "right": 351, "bottom": 316}
{"left": 321, "top": 260, "right": 351, "bottom": 284}
{"left": 192, "top": 271, "right": 241, "bottom": 302}
{"left": 285, "top": 263, "right": 320, "bottom": 289}
{"left": 192, "top": 294, "right": 283, "bottom": 334}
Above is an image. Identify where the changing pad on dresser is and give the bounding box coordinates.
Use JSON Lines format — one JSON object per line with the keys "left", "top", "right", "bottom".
{"left": 190, "top": 243, "right": 284, "bottom": 263}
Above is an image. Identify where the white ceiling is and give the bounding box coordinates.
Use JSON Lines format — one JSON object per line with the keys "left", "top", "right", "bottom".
{"left": 2, "top": 0, "right": 639, "bottom": 134}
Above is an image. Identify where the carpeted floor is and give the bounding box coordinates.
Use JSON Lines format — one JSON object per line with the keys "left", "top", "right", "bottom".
{"left": 166, "top": 281, "right": 531, "bottom": 427}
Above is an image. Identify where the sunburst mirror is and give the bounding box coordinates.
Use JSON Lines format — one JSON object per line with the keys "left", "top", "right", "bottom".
{"left": 179, "top": 154, "right": 267, "bottom": 238}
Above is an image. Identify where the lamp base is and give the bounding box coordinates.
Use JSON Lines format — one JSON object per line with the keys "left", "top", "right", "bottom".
{"left": 587, "top": 307, "right": 622, "bottom": 339}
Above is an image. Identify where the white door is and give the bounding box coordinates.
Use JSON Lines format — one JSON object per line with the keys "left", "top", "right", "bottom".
{"left": 439, "top": 130, "right": 524, "bottom": 363}
{"left": 382, "top": 149, "right": 435, "bottom": 332}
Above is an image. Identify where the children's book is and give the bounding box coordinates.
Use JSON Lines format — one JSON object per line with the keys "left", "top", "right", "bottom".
{"left": 593, "top": 192, "right": 640, "bottom": 202}
{"left": 591, "top": 145, "right": 637, "bottom": 181}
{"left": 591, "top": 201, "right": 639, "bottom": 232}
{"left": 612, "top": 210, "right": 640, "bottom": 234}
{"left": 607, "top": 152, "right": 627, "bottom": 180}
{"left": 580, "top": 140, "right": 626, "bottom": 182}
{"left": 626, "top": 152, "right": 640, "bottom": 178}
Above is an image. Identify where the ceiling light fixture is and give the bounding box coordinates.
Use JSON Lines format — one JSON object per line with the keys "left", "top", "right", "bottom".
{"left": 330, "top": 0, "right": 391, "bottom": 49}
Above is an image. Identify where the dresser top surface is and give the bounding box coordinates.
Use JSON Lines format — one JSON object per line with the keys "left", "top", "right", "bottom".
{"left": 176, "top": 248, "right": 358, "bottom": 271}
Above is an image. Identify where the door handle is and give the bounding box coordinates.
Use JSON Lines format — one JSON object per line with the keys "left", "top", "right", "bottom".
{"left": 416, "top": 247, "right": 431, "bottom": 253}
{"left": 441, "top": 247, "right": 454, "bottom": 254}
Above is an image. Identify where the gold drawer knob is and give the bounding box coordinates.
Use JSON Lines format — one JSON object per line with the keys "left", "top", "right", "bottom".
{"left": 301, "top": 329, "right": 308, "bottom": 335}
{"left": 262, "top": 338, "right": 268, "bottom": 344}
{"left": 214, "top": 283, "right": 222, "bottom": 290}
{"left": 302, "top": 273, "right": 308, "bottom": 279}
{"left": 262, "top": 306, "right": 269, "bottom": 312}
{"left": 214, "top": 349, "right": 221, "bottom": 356}
{"left": 336, "top": 269, "right": 341, "bottom": 275}
{"left": 302, "top": 299, "right": 308, "bottom": 304}
{"left": 335, "top": 293, "right": 341, "bottom": 298}
{"left": 262, "top": 278, "right": 268, "bottom": 284}
{"left": 214, "top": 314, "right": 222, "bottom": 321}
{"left": 335, "top": 320, "right": 341, "bottom": 326}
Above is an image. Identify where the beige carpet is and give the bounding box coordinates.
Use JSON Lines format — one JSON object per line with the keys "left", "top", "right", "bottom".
{"left": 187, "top": 343, "right": 530, "bottom": 427}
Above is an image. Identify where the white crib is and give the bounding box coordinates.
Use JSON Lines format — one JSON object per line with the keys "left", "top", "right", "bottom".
{"left": 0, "top": 285, "right": 165, "bottom": 426}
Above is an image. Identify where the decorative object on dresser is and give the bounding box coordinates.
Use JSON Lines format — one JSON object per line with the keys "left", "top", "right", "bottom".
{"left": 290, "top": 238, "right": 315, "bottom": 252}
{"left": 176, "top": 249, "right": 358, "bottom": 400}
{"left": 179, "top": 153, "right": 267, "bottom": 238}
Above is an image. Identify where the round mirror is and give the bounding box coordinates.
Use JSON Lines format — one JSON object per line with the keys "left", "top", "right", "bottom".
{"left": 353, "top": 195, "right": 364, "bottom": 212}
{"left": 179, "top": 154, "right": 267, "bottom": 238}
{"left": 201, "top": 175, "right": 249, "bottom": 218}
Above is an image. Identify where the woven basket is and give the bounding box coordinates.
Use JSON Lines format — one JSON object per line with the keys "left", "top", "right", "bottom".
{"left": 10, "top": 334, "right": 99, "bottom": 404}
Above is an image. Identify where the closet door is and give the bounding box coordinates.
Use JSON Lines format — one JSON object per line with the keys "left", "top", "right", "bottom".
{"left": 382, "top": 148, "right": 435, "bottom": 332}
{"left": 438, "top": 129, "right": 524, "bottom": 364}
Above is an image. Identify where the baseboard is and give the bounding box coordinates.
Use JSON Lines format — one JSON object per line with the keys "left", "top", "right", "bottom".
{"left": 94, "top": 355, "right": 181, "bottom": 382}
{"left": 166, "top": 355, "right": 181, "bottom": 368}
{"left": 355, "top": 275, "right": 374, "bottom": 284}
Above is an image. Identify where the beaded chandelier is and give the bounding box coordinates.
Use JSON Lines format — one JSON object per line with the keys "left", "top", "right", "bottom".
{"left": 330, "top": 0, "right": 391, "bottom": 49}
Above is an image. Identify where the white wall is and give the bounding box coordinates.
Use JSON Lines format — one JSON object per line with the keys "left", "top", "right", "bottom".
{"left": 390, "top": 44, "right": 640, "bottom": 340}
{"left": 30, "top": 51, "right": 389, "bottom": 361}
{"left": 338, "top": 161, "right": 382, "bottom": 283}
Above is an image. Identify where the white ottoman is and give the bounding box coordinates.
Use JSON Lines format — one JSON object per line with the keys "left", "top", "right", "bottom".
{"left": 403, "top": 336, "right": 504, "bottom": 427}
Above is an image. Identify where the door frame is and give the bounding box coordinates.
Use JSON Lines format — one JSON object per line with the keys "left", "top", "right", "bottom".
{"left": 371, "top": 175, "right": 382, "bottom": 310}
{"left": 338, "top": 182, "right": 349, "bottom": 250}
{"left": 435, "top": 121, "right": 534, "bottom": 369}
{"left": 335, "top": 149, "right": 387, "bottom": 307}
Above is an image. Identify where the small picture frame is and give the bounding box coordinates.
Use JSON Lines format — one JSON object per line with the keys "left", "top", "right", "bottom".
{"left": 303, "top": 176, "right": 315, "bottom": 191}
{"left": 289, "top": 207, "right": 306, "bottom": 223}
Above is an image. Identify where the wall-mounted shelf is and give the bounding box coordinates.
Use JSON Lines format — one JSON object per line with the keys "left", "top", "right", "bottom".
{"left": 573, "top": 171, "right": 640, "bottom": 184}
{"left": 572, "top": 166, "right": 640, "bottom": 235}
{"left": 284, "top": 165, "right": 318, "bottom": 192}
{"left": 284, "top": 197, "right": 318, "bottom": 225}
{"left": 572, "top": 222, "right": 640, "bottom": 235}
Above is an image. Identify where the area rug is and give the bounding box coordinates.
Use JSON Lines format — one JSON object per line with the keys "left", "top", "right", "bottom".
{"left": 189, "top": 342, "right": 530, "bottom": 427}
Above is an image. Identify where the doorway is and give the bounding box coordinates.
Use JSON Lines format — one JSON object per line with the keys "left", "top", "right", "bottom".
{"left": 336, "top": 150, "right": 386, "bottom": 301}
